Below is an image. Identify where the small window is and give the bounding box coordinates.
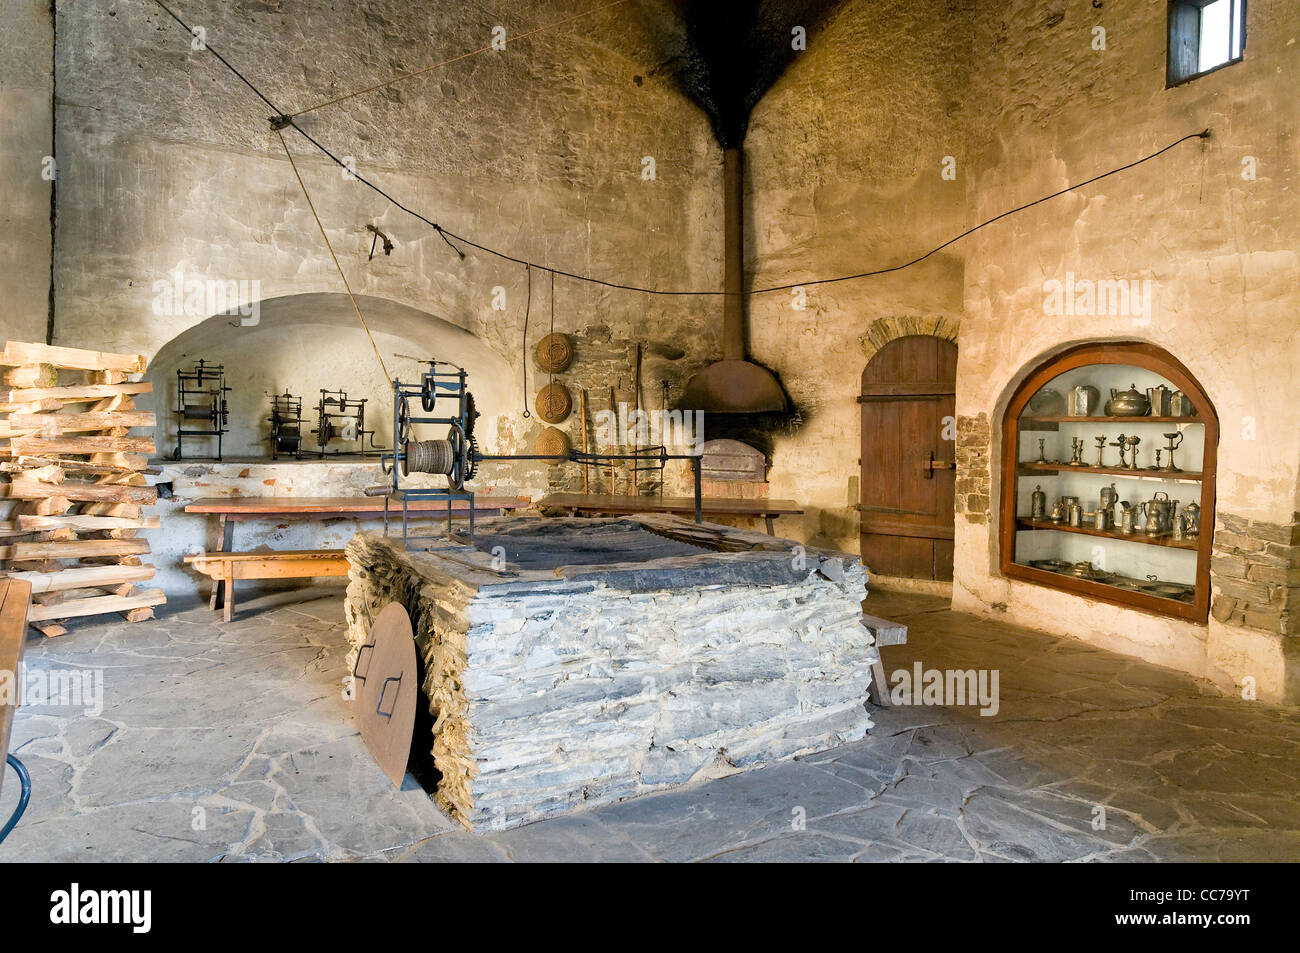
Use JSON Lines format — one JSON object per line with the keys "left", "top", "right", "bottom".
{"left": 1168, "top": 0, "right": 1246, "bottom": 86}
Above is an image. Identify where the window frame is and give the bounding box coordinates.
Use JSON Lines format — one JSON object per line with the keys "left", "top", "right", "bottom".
{"left": 1166, "top": 0, "right": 1247, "bottom": 88}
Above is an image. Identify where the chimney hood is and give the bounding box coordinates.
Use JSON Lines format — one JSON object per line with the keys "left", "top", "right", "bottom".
{"left": 680, "top": 147, "right": 790, "bottom": 414}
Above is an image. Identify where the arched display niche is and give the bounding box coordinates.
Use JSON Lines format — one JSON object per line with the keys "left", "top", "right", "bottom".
{"left": 144, "top": 293, "right": 516, "bottom": 461}
{"left": 999, "top": 341, "right": 1218, "bottom": 623}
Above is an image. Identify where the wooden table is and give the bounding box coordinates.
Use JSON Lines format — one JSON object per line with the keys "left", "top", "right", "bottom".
{"left": 0, "top": 579, "right": 32, "bottom": 803}
{"left": 536, "top": 493, "right": 804, "bottom": 536}
{"left": 184, "top": 495, "right": 532, "bottom": 611}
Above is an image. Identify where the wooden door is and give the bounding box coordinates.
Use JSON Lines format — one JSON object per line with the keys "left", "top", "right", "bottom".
{"left": 858, "top": 336, "right": 957, "bottom": 580}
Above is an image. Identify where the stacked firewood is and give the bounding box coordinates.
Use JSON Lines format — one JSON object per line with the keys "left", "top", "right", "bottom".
{"left": 0, "top": 341, "right": 165, "bottom": 636}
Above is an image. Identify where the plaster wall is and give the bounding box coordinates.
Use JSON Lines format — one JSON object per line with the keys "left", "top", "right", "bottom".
{"left": 952, "top": 0, "right": 1300, "bottom": 699}
{"left": 0, "top": 0, "right": 53, "bottom": 344}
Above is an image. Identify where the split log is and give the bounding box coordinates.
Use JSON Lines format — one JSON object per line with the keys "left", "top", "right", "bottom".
{"left": 121, "top": 607, "right": 155, "bottom": 623}
{"left": 3, "top": 364, "right": 58, "bottom": 388}
{"left": 5, "top": 564, "right": 156, "bottom": 593}
{"left": 9, "top": 477, "right": 157, "bottom": 506}
{"left": 9, "top": 411, "right": 156, "bottom": 433}
{"left": 4, "top": 381, "right": 152, "bottom": 404}
{"left": 1, "top": 341, "right": 146, "bottom": 374}
{"left": 9, "top": 538, "right": 151, "bottom": 561}
{"left": 0, "top": 398, "right": 62, "bottom": 414}
{"left": 87, "top": 452, "right": 148, "bottom": 471}
{"left": 18, "top": 497, "right": 72, "bottom": 516}
{"left": 32, "top": 622, "right": 68, "bottom": 638}
{"left": 6, "top": 456, "right": 154, "bottom": 476}
{"left": 9, "top": 435, "right": 155, "bottom": 456}
{"left": 85, "top": 370, "right": 129, "bottom": 385}
{"left": 27, "top": 588, "right": 165, "bottom": 622}
{"left": 17, "top": 514, "right": 161, "bottom": 531}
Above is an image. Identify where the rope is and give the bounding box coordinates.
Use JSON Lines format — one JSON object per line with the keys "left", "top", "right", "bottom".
{"left": 275, "top": 128, "right": 390, "bottom": 381}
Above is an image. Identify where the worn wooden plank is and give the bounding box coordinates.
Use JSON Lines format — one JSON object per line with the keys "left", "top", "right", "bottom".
{"left": 2, "top": 341, "right": 146, "bottom": 374}
{"left": 4, "top": 565, "right": 156, "bottom": 593}
{"left": 183, "top": 495, "right": 533, "bottom": 516}
{"left": 9, "top": 435, "right": 155, "bottom": 456}
{"left": 186, "top": 550, "right": 348, "bottom": 580}
{"left": 27, "top": 588, "right": 165, "bottom": 622}
{"left": 9, "top": 538, "right": 151, "bottom": 560}
{"left": 8, "top": 477, "right": 157, "bottom": 506}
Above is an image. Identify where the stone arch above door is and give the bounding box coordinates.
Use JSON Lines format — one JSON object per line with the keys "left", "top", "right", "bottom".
{"left": 858, "top": 316, "right": 960, "bottom": 361}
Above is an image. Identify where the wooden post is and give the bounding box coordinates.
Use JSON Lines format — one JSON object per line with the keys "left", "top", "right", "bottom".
{"left": 579, "top": 389, "right": 590, "bottom": 493}
{"left": 608, "top": 386, "right": 616, "bottom": 496}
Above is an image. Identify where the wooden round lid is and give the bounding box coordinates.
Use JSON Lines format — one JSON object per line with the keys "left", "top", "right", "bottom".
{"left": 535, "top": 381, "right": 573, "bottom": 423}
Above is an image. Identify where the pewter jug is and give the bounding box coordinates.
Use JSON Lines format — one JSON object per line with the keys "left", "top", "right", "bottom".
{"left": 1067, "top": 385, "right": 1101, "bottom": 417}
{"left": 1109, "top": 384, "right": 1151, "bottom": 417}
{"left": 1099, "top": 482, "right": 1118, "bottom": 512}
{"left": 1120, "top": 504, "right": 1136, "bottom": 535}
{"left": 1147, "top": 384, "right": 1173, "bottom": 417}
{"left": 1170, "top": 390, "right": 1197, "bottom": 417}
{"left": 1068, "top": 503, "right": 1083, "bottom": 527}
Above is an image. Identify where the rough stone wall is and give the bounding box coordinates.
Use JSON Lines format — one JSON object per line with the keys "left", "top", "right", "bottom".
{"left": 950, "top": 0, "right": 1300, "bottom": 700}
{"left": 741, "top": 0, "right": 974, "bottom": 550}
{"left": 1210, "top": 513, "right": 1300, "bottom": 637}
{"left": 955, "top": 413, "right": 991, "bottom": 525}
{"left": 0, "top": 0, "right": 53, "bottom": 344}
{"left": 47, "top": 0, "right": 722, "bottom": 453}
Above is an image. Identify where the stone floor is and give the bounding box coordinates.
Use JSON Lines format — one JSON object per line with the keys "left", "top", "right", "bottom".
{"left": 2, "top": 585, "right": 1297, "bottom": 862}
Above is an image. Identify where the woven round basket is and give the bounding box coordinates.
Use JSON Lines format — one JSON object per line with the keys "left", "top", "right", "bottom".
{"left": 533, "top": 426, "right": 570, "bottom": 457}
{"left": 534, "top": 381, "right": 573, "bottom": 423}
{"left": 535, "top": 332, "right": 574, "bottom": 373}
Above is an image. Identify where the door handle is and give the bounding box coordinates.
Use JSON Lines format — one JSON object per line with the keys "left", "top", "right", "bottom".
{"left": 923, "top": 450, "right": 955, "bottom": 479}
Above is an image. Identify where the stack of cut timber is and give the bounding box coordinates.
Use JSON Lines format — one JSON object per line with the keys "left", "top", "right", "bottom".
{"left": 0, "top": 341, "right": 165, "bottom": 636}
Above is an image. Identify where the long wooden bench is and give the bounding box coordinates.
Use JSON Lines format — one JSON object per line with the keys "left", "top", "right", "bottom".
{"left": 184, "top": 550, "right": 348, "bottom": 622}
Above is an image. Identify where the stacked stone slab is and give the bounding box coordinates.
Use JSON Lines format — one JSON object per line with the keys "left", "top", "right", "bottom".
{"left": 0, "top": 341, "right": 164, "bottom": 635}
{"left": 345, "top": 515, "right": 877, "bottom": 831}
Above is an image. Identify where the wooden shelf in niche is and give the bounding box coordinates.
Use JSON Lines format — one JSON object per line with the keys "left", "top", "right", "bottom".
{"left": 1016, "top": 462, "right": 1203, "bottom": 482}
{"left": 1020, "top": 415, "right": 1204, "bottom": 424}
{"left": 1015, "top": 518, "right": 1199, "bottom": 550}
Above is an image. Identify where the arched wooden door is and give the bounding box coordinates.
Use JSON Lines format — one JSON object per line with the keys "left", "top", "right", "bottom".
{"left": 858, "top": 336, "right": 957, "bottom": 580}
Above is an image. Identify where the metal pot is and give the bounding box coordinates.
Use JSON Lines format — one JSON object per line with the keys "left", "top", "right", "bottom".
{"left": 1109, "top": 384, "right": 1151, "bottom": 417}
{"left": 1030, "top": 485, "right": 1047, "bottom": 520}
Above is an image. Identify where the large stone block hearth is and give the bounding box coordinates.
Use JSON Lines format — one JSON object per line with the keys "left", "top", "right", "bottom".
{"left": 344, "top": 515, "right": 877, "bottom": 830}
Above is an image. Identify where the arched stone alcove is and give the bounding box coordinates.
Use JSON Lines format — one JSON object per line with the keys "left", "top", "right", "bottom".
{"left": 143, "top": 293, "right": 518, "bottom": 460}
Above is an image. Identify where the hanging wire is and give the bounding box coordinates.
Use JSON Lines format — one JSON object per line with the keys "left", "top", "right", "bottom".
{"left": 151, "top": 0, "right": 1210, "bottom": 299}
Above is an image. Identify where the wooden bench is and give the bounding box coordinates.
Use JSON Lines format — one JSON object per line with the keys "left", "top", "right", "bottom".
{"left": 183, "top": 495, "right": 533, "bottom": 617}
{"left": 184, "top": 550, "right": 349, "bottom": 622}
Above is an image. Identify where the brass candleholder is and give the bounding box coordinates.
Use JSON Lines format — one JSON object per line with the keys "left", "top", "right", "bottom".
{"left": 1094, "top": 435, "right": 1107, "bottom": 467}
{"left": 1162, "top": 432, "right": 1184, "bottom": 472}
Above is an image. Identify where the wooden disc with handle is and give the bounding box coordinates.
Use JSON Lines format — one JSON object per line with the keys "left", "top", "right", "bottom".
{"left": 353, "top": 602, "right": 419, "bottom": 788}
